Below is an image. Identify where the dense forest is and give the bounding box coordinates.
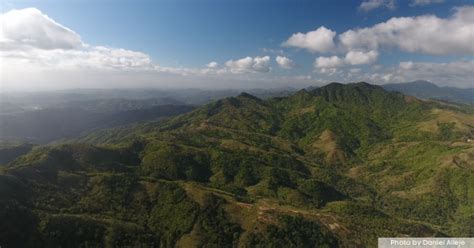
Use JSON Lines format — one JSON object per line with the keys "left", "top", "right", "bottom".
{"left": 0, "top": 82, "right": 472, "bottom": 247}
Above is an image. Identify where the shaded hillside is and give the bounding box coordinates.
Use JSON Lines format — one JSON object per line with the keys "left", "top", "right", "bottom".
{"left": 383, "top": 80, "right": 474, "bottom": 105}
{"left": 0, "top": 143, "right": 34, "bottom": 165}
{"left": 0, "top": 105, "right": 195, "bottom": 144}
{"left": 1, "top": 82, "right": 472, "bottom": 247}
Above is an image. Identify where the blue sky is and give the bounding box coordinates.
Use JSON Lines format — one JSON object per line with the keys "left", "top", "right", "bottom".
{"left": 1, "top": 0, "right": 473, "bottom": 90}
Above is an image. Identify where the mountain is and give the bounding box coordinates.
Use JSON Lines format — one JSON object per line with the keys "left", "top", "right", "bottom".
{"left": 0, "top": 88, "right": 294, "bottom": 143}
{"left": 0, "top": 82, "right": 472, "bottom": 247}
{"left": 383, "top": 80, "right": 474, "bottom": 105}
{"left": 0, "top": 105, "right": 195, "bottom": 144}
{"left": 0, "top": 88, "right": 295, "bottom": 114}
{"left": 60, "top": 97, "right": 186, "bottom": 113}
{"left": 0, "top": 143, "right": 34, "bottom": 165}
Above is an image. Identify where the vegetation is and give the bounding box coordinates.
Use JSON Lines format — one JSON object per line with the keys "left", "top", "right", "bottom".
{"left": 246, "top": 215, "right": 339, "bottom": 247}
{"left": 0, "top": 82, "right": 472, "bottom": 247}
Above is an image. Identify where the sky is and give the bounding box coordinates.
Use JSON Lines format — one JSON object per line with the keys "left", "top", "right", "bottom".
{"left": 0, "top": 0, "right": 473, "bottom": 91}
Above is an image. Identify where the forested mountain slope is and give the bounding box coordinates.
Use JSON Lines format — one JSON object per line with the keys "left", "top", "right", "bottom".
{"left": 1, "top": 82, "right": 472, "bottom": 247}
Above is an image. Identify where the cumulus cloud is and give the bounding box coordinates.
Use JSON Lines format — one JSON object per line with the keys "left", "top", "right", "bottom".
{"left": 225, "top": 56, "right": 271, "bottom": 73}
{"left": 340, "top": 6, "right": 474, "bottom": 55}
{"left": 2, "top": 7, "right": 473, "bottom": 90}
{"left": 314, "top": 56, "right": 344, "bottom": 68}
{"left": 410, "top": 0, "right": 444, "bottom": 6}
{"left": 0, "top": 8, "right": 153, "bottom": 71}
{"left": 314, "top": 50, "right": 378, "bottom": 70}
{"left": 283, "top": 26, "right": 336, "bottom": 53}
{"left": 0, "top": 8, "right": 83, "bottom": 50}
{"left": 0, "top": 8, "right": 281, "bottom": 91}
{"left": 359, "top": 0, "right": 396, "bottom": 12}
{"left": 344, "top": 50, "right": 378, "bottom": 65}
{"left": 275, "top": 56, "right": 296, "bottom": 69}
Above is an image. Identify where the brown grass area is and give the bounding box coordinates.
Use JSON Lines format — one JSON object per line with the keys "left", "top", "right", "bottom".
{"left": 439, "top": 145, "right": 474, "bottom": 170}
{"left": 311, "top": 129, "right": 347, "bottom": 164}
{"left": 404, "top": 95, "right": 419, "bottom": 103}
{"left": 417, "top": 108, "right": 474, "bottom": 134}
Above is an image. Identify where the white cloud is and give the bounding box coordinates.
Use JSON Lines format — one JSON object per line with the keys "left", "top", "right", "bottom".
{"left": 410, "top": 0, "right": 444, "bottom": 6}
{"left": 344, "top": 50, "right": 378, "bottom": 65}
{"left": 206, "top": 61, "right": 219, "bottom": 68}
{"left": 0, "top": 8, "right": 153, "bottom": 71}
{"left": 0, "top": 8, "right": 283, "bottom": 91}
{"left": 283, "top": 26, "right": 336, "bottom": 53}
{"left": 319, "top": 68, "right": 341, "bottom": 75}
{"left": 399, "top": 61, "right": 414, "bottom": 70}
{"left": 314, "top": 50, "right": 378, "bottom": 70}
{"left": 340, "top": 6, "right": 474, "bottom": 55}
{"left": 253, "top": 56, "right": 271, "bottom": 72}
{"left": 2, "top": 7, "right": 473, "bottom": 90}
{"left": 0, "top": 8, "right": 83, "bottom": 50}
{"left": 225, "top": 56, "right": 271, "bottom": 73}
{"left": 314, "top": 56, "right": 344, "bottom": 68}
{"left": 275, "top": 56, "right": 296, "bottom": 69}
{"left": 1, "top": 46, "right": 152, "bottom": 70}
{"left": 359, "top": 0, "right": 396, "bottom": 12}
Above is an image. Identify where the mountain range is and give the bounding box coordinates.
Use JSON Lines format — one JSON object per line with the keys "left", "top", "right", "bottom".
{"left": 0, "top": 88, "right": 294, "bottom": 144}
{"left": 382, "top": 80, "right": 474, "bottom": 105}
{"left": 0, "top": 82, "right": 472, "bottom": 247}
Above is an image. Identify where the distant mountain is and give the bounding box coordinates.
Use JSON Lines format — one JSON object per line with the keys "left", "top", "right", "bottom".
{"left": 0, "top": 88, "right": 295, "bottom": 113}
{"left": 60, "top": 97, "right": 186, "bottom": 113}
{"left": 382, "top": 80, "right": 474, "bottom": 104}
{"left": 0, "top": 105, "right": 195, "bottom": 144}
{"left": 1, "top": 82, "right": 472, "bottom": 247}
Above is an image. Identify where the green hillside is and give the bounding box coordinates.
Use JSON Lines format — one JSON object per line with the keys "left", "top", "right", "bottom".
{"left": 1, "top": 82, "right": 472, "bottom": 247}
